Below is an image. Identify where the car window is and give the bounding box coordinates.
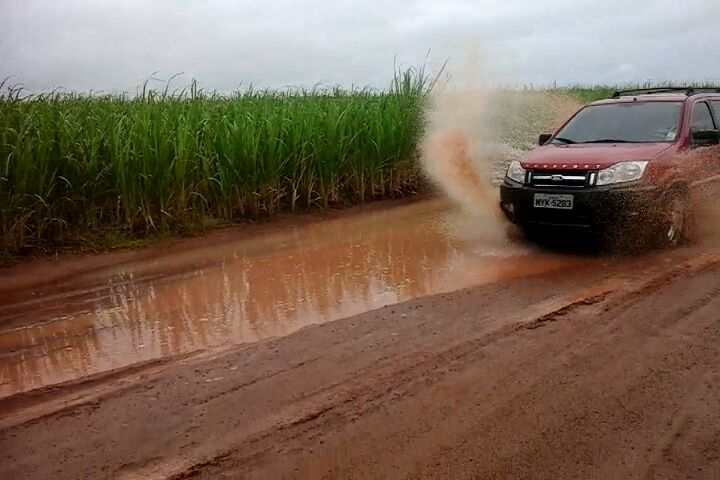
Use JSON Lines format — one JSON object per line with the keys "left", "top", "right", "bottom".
{"left": 691, "top": 102, "right": 716, "bottom": 130}
{"left": 553, "top": 102, "right": 683, "bottom": 144}
{"left": 712, "top": 101, "right": 720, "bottom": 127}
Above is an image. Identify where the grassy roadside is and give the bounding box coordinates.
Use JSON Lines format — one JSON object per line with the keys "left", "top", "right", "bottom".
{"left": 1, "top": 69, "right": 433, "bottom": 256}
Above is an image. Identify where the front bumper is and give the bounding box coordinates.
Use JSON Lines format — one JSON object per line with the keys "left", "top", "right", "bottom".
{"left": 499, "top": 180, "right": 662, "bottom": 233}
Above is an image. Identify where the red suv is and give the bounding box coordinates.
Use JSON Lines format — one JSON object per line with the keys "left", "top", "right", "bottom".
{"left": 500, "top": 87, "right": 720, "bottom": 247}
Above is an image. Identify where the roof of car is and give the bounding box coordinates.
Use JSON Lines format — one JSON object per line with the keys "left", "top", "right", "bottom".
{"left": 591, "top": 93, "right": 720, "bottom": 106}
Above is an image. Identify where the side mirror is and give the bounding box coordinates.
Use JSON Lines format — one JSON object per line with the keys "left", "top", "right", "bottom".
{"left": 691, "top": 128, "right": 720, "bottom": 147}
{"left": 538, "top": 133, "right": 552, "bottom": 145}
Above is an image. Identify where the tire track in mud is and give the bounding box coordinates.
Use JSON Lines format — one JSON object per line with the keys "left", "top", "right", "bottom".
{"left": 0, "top": 351, "right": 207, "bottom": 431}
{"left": 641, "top": 370, "right": 717, "bottom": 479}
{"left": 411, "top": 293, "right": 720, "bottom": 480}
{"left": 163, "top": 252, "right": 720, "bottom": 479}
{"left": 3, "top": 250, "right": 720, "bottom": 480}
{"left": 294, "top": 255, "right": 720, "bottom": 478}
{"left": 523, "top": 252, "right": 720, "bottom": 330}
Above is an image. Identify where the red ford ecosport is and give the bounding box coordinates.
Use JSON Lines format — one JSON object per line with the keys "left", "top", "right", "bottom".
{"left": 500, "top": 87, "right": 720, "bottom": 247}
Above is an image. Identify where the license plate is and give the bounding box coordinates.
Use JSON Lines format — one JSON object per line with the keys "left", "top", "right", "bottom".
{"left": 533, "top": 193, "right": 574, "bottom": 210}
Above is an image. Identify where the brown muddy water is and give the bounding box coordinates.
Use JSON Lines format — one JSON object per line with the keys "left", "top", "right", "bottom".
{"left": 0, "top": 199, "right": 590, "bottom": 398}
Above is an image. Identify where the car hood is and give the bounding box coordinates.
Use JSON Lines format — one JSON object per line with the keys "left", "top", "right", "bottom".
{"left": 521, "top": 143, "right": 675, "bottom": 169}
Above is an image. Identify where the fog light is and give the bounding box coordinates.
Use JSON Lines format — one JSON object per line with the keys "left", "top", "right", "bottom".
{"left": 503, "top": 202, "right": 515, "bottom": 214}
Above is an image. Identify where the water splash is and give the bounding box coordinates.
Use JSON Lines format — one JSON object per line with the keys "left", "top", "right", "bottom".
{"left": 420, "top": 64, "right": 580, "bottom": 245}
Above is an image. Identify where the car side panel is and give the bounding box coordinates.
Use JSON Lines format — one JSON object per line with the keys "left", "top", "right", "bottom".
{"left": 688, "top": 100, "right": 720, "bottom": 205}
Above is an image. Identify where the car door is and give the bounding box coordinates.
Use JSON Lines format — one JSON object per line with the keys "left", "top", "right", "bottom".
{"left": 687, "top": 101, "right": 720, "bottom": 202}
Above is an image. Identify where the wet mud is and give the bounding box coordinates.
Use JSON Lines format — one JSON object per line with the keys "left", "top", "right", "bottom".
{"left": 2, "top": 195, "right": 720, "bottom": 480}
{"left": 0, "top": 199, "right": 585, "bottom": 398}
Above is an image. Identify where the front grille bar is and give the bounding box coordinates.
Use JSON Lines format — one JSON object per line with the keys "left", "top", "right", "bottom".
{"left": 528, "top": 171, "right": 595, "bottom": 188}
{"left": 532, "top": 174, "right": 587, "bottom": 181}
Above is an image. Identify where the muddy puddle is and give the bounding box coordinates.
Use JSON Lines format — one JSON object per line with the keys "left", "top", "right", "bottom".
{"left": 0, "top": 199, "right": 591, "bottom": 397}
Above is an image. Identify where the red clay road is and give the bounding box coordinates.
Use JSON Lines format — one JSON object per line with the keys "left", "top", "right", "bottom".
{"left": 2, "top": 247, "right": 720, "bottom": 479}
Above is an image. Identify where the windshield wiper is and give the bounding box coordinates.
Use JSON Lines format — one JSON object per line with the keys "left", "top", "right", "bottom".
{"left": 552, "top": 137, "right": 577, "bottom": 144}
{"left": 579, "top": 139, "right": 634, "bottom": 144}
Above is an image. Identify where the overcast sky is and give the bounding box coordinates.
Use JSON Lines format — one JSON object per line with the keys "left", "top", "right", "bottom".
{"left": 2, "top": 0, "right": 718, "bottom": 93}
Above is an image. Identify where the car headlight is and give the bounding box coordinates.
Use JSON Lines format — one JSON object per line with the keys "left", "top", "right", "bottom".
{"left": 505, "top": 160, "right": 527, "bottom": 184}
{"left": 596, "top": 161, "right": 648, "bottom": 186}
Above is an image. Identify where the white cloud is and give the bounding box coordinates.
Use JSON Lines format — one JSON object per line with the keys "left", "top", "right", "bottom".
{"left": 1, "top": 0, "right": 718, "bottom": 93}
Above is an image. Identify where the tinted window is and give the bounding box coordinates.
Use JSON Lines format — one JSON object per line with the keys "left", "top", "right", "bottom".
{"left": 712, "top": 101, "right": 720, "bottom": 126}
{"left": 691, "top": 102, "right": 716, "bottom": 130}
{"left": 554, "top": 102, "right": 682, "bottom": 144}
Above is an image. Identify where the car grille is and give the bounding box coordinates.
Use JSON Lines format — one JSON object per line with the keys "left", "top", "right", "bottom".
{"left": 528, "top": 170, "right": 595, "bottom": 188}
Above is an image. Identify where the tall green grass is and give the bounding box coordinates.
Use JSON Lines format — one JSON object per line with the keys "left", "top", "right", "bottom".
{"left": 1, "top": 69, "right": 432, "bottom": 251}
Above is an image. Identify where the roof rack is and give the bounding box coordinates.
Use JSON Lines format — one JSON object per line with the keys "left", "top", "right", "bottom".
{"left": 611, "top": 87, "right": 720, "bottom": 98}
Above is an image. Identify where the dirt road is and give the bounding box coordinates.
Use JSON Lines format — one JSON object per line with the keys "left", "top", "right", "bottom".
{"left": 2, "top": 199, "right": 720, "bottom": 479}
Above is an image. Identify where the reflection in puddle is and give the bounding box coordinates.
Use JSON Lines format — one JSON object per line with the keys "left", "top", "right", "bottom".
{"left": 0, "top": 199, "right": 584, "bottom": 397}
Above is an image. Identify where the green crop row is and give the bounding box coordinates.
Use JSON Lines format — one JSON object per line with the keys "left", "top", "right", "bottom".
{"left": 1, "top": 69, "right": 433, "bottom": 251}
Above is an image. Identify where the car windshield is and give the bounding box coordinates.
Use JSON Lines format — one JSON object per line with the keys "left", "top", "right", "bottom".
{"left": 553, "top": 101, "right": 683, "bottom": 144}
